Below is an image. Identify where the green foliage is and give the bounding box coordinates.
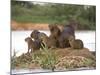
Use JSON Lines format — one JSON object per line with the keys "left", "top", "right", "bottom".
{"left": 11, "top": 1, "right": 96, "bottom": 30}
{"left": 32, "top": 44, "right": 57, "bottom": 71}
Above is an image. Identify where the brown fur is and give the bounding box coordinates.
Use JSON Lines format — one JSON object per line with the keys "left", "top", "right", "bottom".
{"left": 68, "top": 36, "right": 84, "bottom": 49}
{"left": 30, "top": 30, "right": 40, "bottom": 40}
{"left": 30, "top": 30, "right": 47, "bottom": 41}
{"left": 40, "top": 34, "right": 57, "bottom": 48}
{"left": 49, "top": 24, "right": 61, "bottom": 39}
{"left": 48, "top": 24, "right": 61, "bottom": 48}
{"left": 25, "top": 37, "right": 41, "bottom": 53}
{"left": 58, "top": 23, "right": 76, "bottom": 48}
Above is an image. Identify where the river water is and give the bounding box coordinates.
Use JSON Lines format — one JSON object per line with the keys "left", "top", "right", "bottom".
{"left": 11, "top": 30, "right": 96, "bottom": 56}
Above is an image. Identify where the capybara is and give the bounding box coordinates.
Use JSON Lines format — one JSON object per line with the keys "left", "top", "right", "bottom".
{"left": 30, "top": 30, "right": 47, "bottom": 41}
{"left": 49, "top": 24, "right": 61, "bottom": 39}
{"left": 25, "top": 37, "right": 41, "bottom": 53}
{"left": 48, "top": 24, "right": 61, "bottom": 48}
{"left": 58, "top": 24, "right": 76, "bottom": 48}
{"left": 30, "top": 30, "right": 40, "bottom": 40}
{"left": 40, "top": 34, "right": 57, "bottom": 48}
{"left": 68, "top": 36, "right": 84, "bottom": 49}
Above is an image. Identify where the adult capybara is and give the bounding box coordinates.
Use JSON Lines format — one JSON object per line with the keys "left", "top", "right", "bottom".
{"left": 40, "top": 34, "right": 57, "bottom": 48}
{"left": 49, "top": 24, "right": 61, "bottom": 39}
{"left": 30, "top": 30, "right": 53, "bottom": 49}
{"left": 30, "top": 30, "right": 40, "bottom": 40}
{"left": 38, "top": 32, "right": 48, "bottom": 41}
{"left": 25, "top": 37, "right": 41, "bottom": 53}
{"left": 48, "top": 35, "right": 58, "bottom": 48}
{"left": 48, "top": 24, "right": 61, "bottom": 47}
{"left": 68, "top": 36, "right": 84, "bottom": 49}
{"left": 30, "top": 30, "right": 47, "bottom": 41}
{"left": 58, "top": 24, "right": 76, "bottom": 48}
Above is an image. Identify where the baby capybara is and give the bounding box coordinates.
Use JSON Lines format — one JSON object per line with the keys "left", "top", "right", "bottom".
{"left": 25, "top": 37, "right": 41, "bottom": 53}
{"left": 68, "top": 36, "right": 84, "bottom": 49}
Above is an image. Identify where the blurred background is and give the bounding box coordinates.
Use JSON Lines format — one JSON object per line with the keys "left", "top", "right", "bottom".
{"left": 11, "top": 0, "right": 96, "bottom": 30}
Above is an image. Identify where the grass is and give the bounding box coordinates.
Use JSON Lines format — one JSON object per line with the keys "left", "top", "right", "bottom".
{"left": 12, "top": 15, "right": 96, "bottom": 30}
{"left": 11, "top": 45, "right": 96, "bottom": 70}
{"left": 32, "top": 44, "right": 58, "bottom": 71}
{"left": 12, "top": 15, "right": 69, "bottom": 25}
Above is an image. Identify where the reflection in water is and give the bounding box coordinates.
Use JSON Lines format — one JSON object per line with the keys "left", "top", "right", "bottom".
{"left": 12, "top": 30, "right": 95, "bottom": 56}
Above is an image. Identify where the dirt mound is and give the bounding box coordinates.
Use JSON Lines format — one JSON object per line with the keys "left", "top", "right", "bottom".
{"left": 12, "top": 48, "right": 96, "bottom": 70}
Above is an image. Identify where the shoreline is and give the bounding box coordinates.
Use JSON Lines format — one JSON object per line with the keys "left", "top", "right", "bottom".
{"left": 11, "top": 20, "right": 49, "bottom": 30}
{"left": 11, "top": 20, "right": 96, "bottom": 31}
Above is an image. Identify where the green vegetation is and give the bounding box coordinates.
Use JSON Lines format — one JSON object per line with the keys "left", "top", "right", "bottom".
{"left": 11, "top": 0, "right": 96, "bottom": 30}
{"left": 11, "top": 44, "right": 58, "bottom": 70}
{"left": 11, "top": 45, "right": 96, "bottom": 70}
{"left": 32, "top": 44, "right": 57, "bottom": 71}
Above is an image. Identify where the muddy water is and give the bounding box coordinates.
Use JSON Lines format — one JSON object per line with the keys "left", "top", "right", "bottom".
{"left": 11, "top": 30, "right": 95, "bottom": 56}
